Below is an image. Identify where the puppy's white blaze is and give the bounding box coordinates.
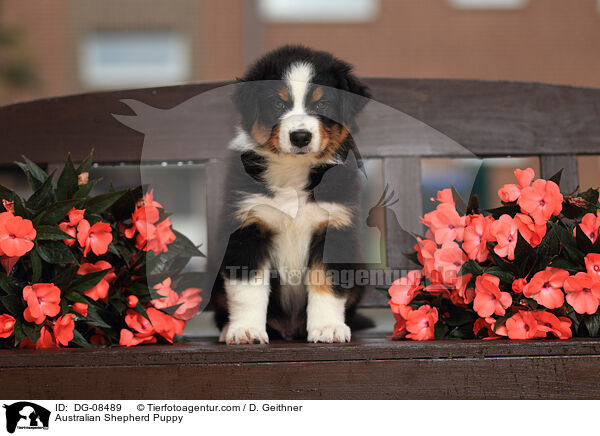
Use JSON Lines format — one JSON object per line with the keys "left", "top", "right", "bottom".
{"left": 223, "top": 267, "right": 270, "bottom": 344}
{"left": 280, "top": 62, "right": 321, "bottom": 153}
{"left": 306, "top": 291, "right": 350, "bottom": 343}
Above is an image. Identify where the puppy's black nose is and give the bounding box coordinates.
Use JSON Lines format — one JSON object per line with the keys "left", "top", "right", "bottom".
{"left": 289, "top": 130, "right": 312, "bottom": 147}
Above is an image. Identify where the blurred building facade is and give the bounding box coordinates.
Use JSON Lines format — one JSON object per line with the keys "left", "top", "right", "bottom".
{"left": 2, "top": 0, "right": 600, "bottom": 104}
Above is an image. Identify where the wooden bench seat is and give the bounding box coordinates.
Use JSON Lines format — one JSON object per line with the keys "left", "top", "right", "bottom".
{"left": 2, "top": 78, "right": 600, "bottom": 398}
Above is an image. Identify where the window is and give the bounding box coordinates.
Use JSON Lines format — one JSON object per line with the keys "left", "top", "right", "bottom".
{"left": 447, "top": 0, "right": 528, "bottom": 9}
{"left": 258, "top": 0, "right": 378, "bottom": 22}
{"left": 80, "top": 30, "right": 190, "bottom": 89}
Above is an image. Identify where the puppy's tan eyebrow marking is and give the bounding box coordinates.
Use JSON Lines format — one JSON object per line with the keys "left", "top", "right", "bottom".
{"left": 311, "top": 87, "right": 323, "bottom": 102}
{"left": 278, "top": 87, "right": 289, "bottom": 102}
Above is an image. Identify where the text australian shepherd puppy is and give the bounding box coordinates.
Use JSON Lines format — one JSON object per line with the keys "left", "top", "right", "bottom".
{"left": 211, "top": 45, "right": 371, "bottom": 344}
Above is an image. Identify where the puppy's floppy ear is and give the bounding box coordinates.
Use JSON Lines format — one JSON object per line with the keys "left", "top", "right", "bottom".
{"left": 232, "top": 80, "right": 259, "bottom": 132}
{"left": 340, "top": 74, "right": 370, "bottom": 131}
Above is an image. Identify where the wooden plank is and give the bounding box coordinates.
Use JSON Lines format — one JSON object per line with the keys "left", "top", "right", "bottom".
{"left": 383, "top": 157, "right": 422, "bottom": 269}
{"left": 540, "top": 154, "right": 579, "bottom": 193}
{"left": 3, "top": 354, "right": 600, "bottom": 399}
{"left": 3, "top": 337, "right": 600, "bottom": 368}
{"left": 4, "top": 79, "right": 600, "bottom": 165}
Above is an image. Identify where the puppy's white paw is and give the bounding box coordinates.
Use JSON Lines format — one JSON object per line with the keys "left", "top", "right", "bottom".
{"left": 226, "top": 325, "right": 269, "bottom": 345}
{"left": 307, "top": 323, "right": 351, "bottom": 343}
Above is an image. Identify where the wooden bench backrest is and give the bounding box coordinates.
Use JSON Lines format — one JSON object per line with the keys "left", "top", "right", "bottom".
{"left": 1, "top": 78, "right": 599, "bottom": 306}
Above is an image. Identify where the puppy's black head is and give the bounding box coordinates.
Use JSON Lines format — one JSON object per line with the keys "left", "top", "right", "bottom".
{"left": 233, "top": 45, "right": 370, "bottom": 159}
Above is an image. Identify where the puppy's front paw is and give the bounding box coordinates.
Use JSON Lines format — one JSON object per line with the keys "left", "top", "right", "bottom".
{"left": 226, "top": 325, "right": 269, "bottom": 345}
{"left": 307, "top": 324, "right": 351, "bottom": 343}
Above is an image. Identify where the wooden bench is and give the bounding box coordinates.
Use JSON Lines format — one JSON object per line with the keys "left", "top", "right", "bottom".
{"left": 2, "top": 78, "right": 600, "bottom": 399}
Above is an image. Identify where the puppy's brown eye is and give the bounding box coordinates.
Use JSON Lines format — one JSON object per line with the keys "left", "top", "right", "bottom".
{"left": 273, "top": 100, "right": 286, "bottom": 110}
{"left": 315, "top": 101, "right": 329, "bottom": 111}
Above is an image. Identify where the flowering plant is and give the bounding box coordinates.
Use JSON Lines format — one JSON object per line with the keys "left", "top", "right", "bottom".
{"left": 0, "top": 152, "right": 204, "bottom": 349}
{"left": 389, "top": 167, "right": 600, "bottom": 341}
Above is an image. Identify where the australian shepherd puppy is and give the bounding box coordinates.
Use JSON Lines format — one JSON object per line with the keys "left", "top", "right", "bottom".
{"left": 211, "top": 45, "right": 370, "bottom": 344}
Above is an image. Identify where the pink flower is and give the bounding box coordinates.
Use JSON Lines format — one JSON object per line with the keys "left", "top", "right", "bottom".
{"left": 497, "top": 168, "right": 535, "bottom": 203}
{"left": 415, "top": 237, "right": 438, "bottom": 280}
{"left": 462, "top": 214, "right": 492, "bottom": 262}
{"left": 522, "top": 267, "right": 568, "bottom": 309}
{"left": 490, "top": 214, "right": 519, "bottom": 260}
{"left": 506, "top": 311, "right": 540, "bottom": 339}
{"left": 72, "top": 302, "right": 88, "bottom": 317}
{"left": 473, "top": 274, "right": 512, "bottom": 318}
{"left": 173, "top": 288, "right": 202, "bottom": 321}
{"left": 0, "top": 212, "right": 36, "bottom": 257}
{"left": 585, "top": 253, "right": 600, "bottom": 280}
{"left": 77, "top": 220, "right": 113, "bottom": 256}
{"left": 514, "top": 213, "right": 546, "bottom": 248}
{"left": 422, "top": 203, "right": 465, "bottom": 245}
{"left": 405, "top": 305, "right": 438, "bottom": 341}
{"left": 126, "top": 295, "right": 139, "bottom": 308}
{"left": 512, "top": 278, "right": 527, "bottom": 294}
{"left": 564, "top": 272, "right": 600, "bottom": 315}
{"left": 77, "top": 261, "right": 116, "bottom": 301}
{"left": 22, "top": 283, "right": 61, "bottom": 324}
{"left": 150, "top": 278, "right": 179, "bottom": 310}
{"left": 432, "top": 188, "right": 454, "bottom": 206}
{"left": 0, "top": 314, "right": 15, "bottom": 338}
{"left": 578, "top": 212, "right": 600, "bottom": 243}
{"left": 432, "top": 241, "right": 467, "bottom": 286}
{"left": 389, "top": 270, "right": 423, "bottom": 305}
{"left": 54, "top": 313, "right": 75, "bottom": 346}
{"left": 518, "top": 179, "right": 563, "bottom": 225}
{"left": 532, "top": 311, "right": 572, "bottom": 339}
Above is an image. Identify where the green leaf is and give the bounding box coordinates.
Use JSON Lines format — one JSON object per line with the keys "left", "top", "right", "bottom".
{"left": 83, "top": 190, "right": 128, "bottom": 214}
{"left": 35, "top": 199, "right": 80, "bottom": 225}
{"left": 0, "top": 272, "right": 25, "bottom": 295}
{"left": 12, "top": 195, "right": 30, "bottom": 218}
{"left": 56, "top": 154, "right": 78, "bottom": 201}
{"left": 35, "top": 225, "right": 73, "bottom": 240}
{"left": 29, "top": 249, "right": 42, "bottom": 282}
{"left": 68, "top": 269, "right": 111, "bottom": 293}
{"left": 450, "top": 183, "right": 467, "bottom": 215}
{"left": 484, "top": 267, "right": 515, "bottom": 284}
{"left": 549, "top": 168, "right": 563, "bottom": 186}
{"left": 434, "top": 323, "right": 449, "bottom": 340}
{"left": 71, "top": 329, "right": 94, "bottom": 348}
{"left": 580, "top": 188, "right": 599, "bottom": 206}
{"left": 109, "top": 185, "right": 144, "bottom": 221}
{"left": 584, "top": 313, "right": 600, "bottom": 337}
{"left": 76, "top": 149, "right": 94, "bottom": 174}
{"left": 483, "top": 204, "right": 520, "bottom": 219}
{"left": 73, "top": 179, "right": 99, "bottom": 199}
{"left": 35, "top": 241, "right": 77, "bottom": 264}
{"left": 466, "top": 194, "right": 480, "bottom": 215}
{"left": 25, "top": 172, "right": 56, "bottom": 211}
{"left": 16, "top": 156, "right": 48, "bottom": 191}
{"left": 458, "top": 259, "right": 483, "bottom": 277}
{"left": 0, "top": 294, "right": 23, "bottom": 315}
{"left": 575, "top": 224, "right": 593, "bottom": 253}
{"left": 13, "top": 318, "right": 41, "bottom": 345}
{"left": 402, "top": 251, "right": 420, "bottom": 265}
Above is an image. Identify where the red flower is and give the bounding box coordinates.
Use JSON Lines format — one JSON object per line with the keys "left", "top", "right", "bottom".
{"left": 422, "top": 203, "right": 465, "bottom": 245}
{"left": 174, "top": 288, "right": 202, "bottom": 321}
{"left": 512, "top": 278, "right": 527, "bottom": 294}
{"left": 473, "top": 274, "right": 512, "bottom": 318}
{"left": 432, "top": 241, "right": 467, "bottom": 286}
{"left": 119, "top": 328, "right": 157, "bottom": 347}
{"left": 59, "top": 208, "right": 86, "bottom": 247}
{"left": 506, "top": 311, "right": 540, "bottom": 339}
{"left": 497, "top": 168, "right": 535, "bottom": 203}
{"left": 22, "top": 283, "right": 61, "bottom": 324}
{"left": 72, "top": 302, "right": 88, "bottom": 317}
{"left": 77, "top": 220, "right": 113, "bottom": 256}
{"left": 564, "top": 272, "right": 600, "bottom": 315}
{"left": 2, "top": 199, "right": 14, "bottom": 213}
{"left": 490, "top": 214, "right": 519, "bottom": 260}
{"left": 585, "top": 253, "right": 600, "bottom": 280}
{"left": 390, "top": 313, "right": 407, "bottom": 339}
{"left": 532, "top": 311, "right": 572, "bottom": 339}
{"left": 54, "top": 313, "right": 75, "bottom": 346}
{"left": 77, "top": 261, "right": 116, "bottom": 301}
{"left": 0, "top": 256, "right": 19, "bottom": 275}
{"left": 0, "top": 314, "right": 16, "bottom": 338}
{"left": 146, "top": 307, "right": 185, "bottom": 343}
{"left": 405, "top": 305, "right": 438, "bottom": 341}
{"left": 431, "top": 188, "right": 454, "bottom": 206}
{"left": 514, "top": 213, "right": 546, "bottom": 248}
{"left": 151, "top": 278, "right": 179, "bottom": 309}
{"left": 36, "top": 326, "right": 59, "bottom": 349}
{"left": 0, "top": 212, "right": 36, "bottom": 257}
{"left": 144, "top": 218, "right": 176, "bottom": 254}
{"left": 389, "top": 270, "right": 423, "bottom": 306}
{"left": 522, "top": 267, "right": 568, "bottom": 309}
{"left": 577, "top": 212, "right": 600, "bottom": 243}
{"left": 126, "top": 295, "right": 139, "bottom": 308}
{"left": 415, "top": 237, "right": 438, "bottom": 281}
{"left": 518, "top": 179, "right": 563, "bottom": 225}
{"left": 120, "top": 309, "right": 157, "bottom": 347}
{"left": 462, "top": 214, "right": 492, "bottom": 262}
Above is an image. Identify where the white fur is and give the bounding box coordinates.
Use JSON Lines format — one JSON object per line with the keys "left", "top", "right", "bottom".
{"left": 280, "top": 62, "right": 321, "bottom": 153}
{"left": 306, "top": 290, "right": 350, "bottom": 343}
{"left": 222, "top": 268, "right": 270, "bottom": 344}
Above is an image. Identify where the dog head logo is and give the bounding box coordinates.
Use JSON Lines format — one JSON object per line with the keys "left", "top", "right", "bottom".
{"left": 3, "top": 402, "right": 50, "bottom": 433}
